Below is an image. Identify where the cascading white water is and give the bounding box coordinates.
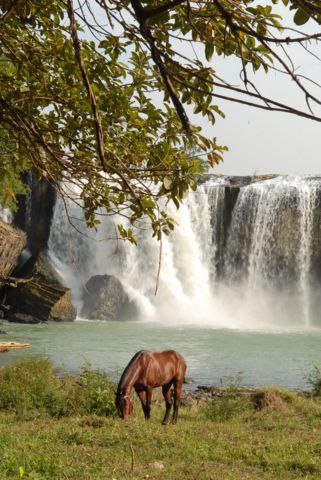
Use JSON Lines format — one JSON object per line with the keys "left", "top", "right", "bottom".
{"left": 0, "top": 206, "right": 12, "bottom": 223}
{"left": 298, "top": 181, "right": 319, "bottom": 326}
{"left": 48, "top": 177, "right": 228, "bottom": 325}
{"left": 224, "top": 175, "right": 321, "bottom": 328}
{"left": 48, "top": 175, "right": 321, "bottom": 329}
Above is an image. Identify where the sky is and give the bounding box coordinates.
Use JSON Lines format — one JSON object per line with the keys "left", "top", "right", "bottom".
{"left": 186, "top": 5, "right": 321, "bottom": 176}
{"left": 202, "top": 88, "right": 321, "bottom": 176}
{"left": 204, "top": 57, "right": 321, "bottom": 176}
{"left": 86, "top": 1, "right": 321, "bottom": 177}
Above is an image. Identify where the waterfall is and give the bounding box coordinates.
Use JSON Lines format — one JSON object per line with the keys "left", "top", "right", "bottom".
{"left": 48, "top": 175, "right": 321, "bottom": 329}
{"left": 298, "top": 181, "right": 319, "bottom": 326}
{"left": 48, "top": 177, "right": 228, "bottom": 325}
{"left": 224, "top": 176, "right": 321, "bottom": 328}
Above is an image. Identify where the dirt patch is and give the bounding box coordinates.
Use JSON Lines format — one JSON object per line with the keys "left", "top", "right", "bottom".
{"left": 251, "top": 390, "right": 285, "bottom": 410}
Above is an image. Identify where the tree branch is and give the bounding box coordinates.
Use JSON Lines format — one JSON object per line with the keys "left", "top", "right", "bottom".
{"left": 293, "top": 0, "right": 321, "bottom": 16}
{"left": 130, "top": 0, "right": 190, "bottom": 133}
{"left": 144, "top": 0, "right": 186, "bottom": 19}
{"left": 0, "top": 0, "right": 20, "bottom": 22}
{"left": 67, "top": 0, "right": 106, "bottom": 171}
{"left": 67, "top": 0, "right": 140, "bottom": 201}
{"left": 211, "top": 0, "right": 321, "bottom": 44}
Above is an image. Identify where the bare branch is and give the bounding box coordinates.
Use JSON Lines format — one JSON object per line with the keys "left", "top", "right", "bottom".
{"left": 130, "top": 0, "right": 190, "bottom": 133}
{"left": 0, "top": 0, "right": 20, "bottom": 22}
{"left": 67, "top": 0, "right": 106, "bottom": 171}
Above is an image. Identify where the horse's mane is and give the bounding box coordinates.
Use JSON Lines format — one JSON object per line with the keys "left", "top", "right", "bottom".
{"left": 117, "top": 350, "right": 147, "bottom": 394}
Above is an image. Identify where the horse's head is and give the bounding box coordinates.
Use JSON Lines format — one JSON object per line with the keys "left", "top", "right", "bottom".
{"left": 116, "top": 392, "right": 133, "bottom": 420}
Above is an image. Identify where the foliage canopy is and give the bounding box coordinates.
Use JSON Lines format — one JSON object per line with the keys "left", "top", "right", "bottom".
{"left": 0, "top": 0, "right": 321, "bottom": 239}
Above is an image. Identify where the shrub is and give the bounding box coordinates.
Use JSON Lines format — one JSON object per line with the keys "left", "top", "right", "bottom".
{"left": 0, "top": 358, "right": 117, "bottom": 418}
{"left": 0, "top": 357, "right": 59, "bottom": 416}
{"left": 305, "top": 366, "right": 321, "bottom": 396}
{"left": 203, "top": 372, "right": 252, "bottom": 422}
{"left": 77, "top": 364, "right": 117, "bottom": 417}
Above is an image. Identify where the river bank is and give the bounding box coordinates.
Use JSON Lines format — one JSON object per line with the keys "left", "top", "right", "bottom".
{"left": 0, "top": 358, "right": 320, "bottom": 479}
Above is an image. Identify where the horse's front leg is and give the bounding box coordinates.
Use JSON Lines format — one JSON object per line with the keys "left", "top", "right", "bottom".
{"left": 145, "top": 385, "right": 153, "bottom": 420}
{"left": 172, "top": 380, "right": 182, "bottom": 424}
{"left": 162, "top": 382, "right": 173, "bottom": 425}
{"left": 135, "top": 386, "right": 148, "bottom": 419}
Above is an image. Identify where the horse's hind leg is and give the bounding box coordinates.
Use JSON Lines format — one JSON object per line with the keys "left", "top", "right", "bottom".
{"left": 162, "top": 382, "right": 173, "bottom": 425}
{"left": 172, "top": 380, "right": 182, "bottom": 424}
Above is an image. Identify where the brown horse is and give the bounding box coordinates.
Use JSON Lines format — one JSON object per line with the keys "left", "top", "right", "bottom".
{"left": 115, "top": 350, "right": 187, "bottom": 425}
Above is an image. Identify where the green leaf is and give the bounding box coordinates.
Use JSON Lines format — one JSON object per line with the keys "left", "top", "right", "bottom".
{"left": 205, "top": 43, "right": 214, "bottom": 62}
{"left": 293, "top": 8, "right": 310, "bottom": 26}
{"left": 163, "top": 177, "right": 173, "bottom": 190}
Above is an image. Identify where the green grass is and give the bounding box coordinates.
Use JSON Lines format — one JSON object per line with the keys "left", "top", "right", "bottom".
{"left": 1, "top": 358, "right": 321, "bottom": 479}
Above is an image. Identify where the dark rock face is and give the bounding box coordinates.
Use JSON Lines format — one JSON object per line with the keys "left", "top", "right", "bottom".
{"left": 81, "top": 274, "right": 138, "bottom": 321}
{"left": 7, "top": 251, "right": 77, "bottom": 323}
{"left": 14, "top": 172, "right": 56, "bottom": 256}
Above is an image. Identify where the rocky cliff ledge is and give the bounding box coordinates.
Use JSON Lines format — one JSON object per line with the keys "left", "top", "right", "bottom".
{"left": 4, "top": 251, "right": 77, "bottom": 323}
{"left": 0, "top": 221, "right": 26, "bottom": 281}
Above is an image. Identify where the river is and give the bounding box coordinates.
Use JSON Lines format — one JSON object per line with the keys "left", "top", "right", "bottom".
{"left": 1, "top": 319, "right": 321, "bottom": 390}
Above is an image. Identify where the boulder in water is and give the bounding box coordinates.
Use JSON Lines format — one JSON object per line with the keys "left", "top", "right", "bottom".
{"left": 7, "top": 250, "right": 77, "bottom": 323}
{"left": 8, "top": 312, "right": 41, "bottom": 324}
{"left": 80, "top": 274, "right": 138, "bottom": 320}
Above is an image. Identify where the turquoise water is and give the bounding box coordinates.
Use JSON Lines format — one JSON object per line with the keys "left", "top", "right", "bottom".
{"left": 1, "top": 320, "right": 321, "bottom": 390}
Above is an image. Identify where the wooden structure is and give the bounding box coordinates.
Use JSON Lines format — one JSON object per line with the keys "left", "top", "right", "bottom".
{"left": 0, "top": 342, "right": 30, "bottom": 353}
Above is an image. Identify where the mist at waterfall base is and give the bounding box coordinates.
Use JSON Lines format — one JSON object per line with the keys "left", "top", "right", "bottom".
{"left": 49, "top": 175, "right": 321, "bottom": 331}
